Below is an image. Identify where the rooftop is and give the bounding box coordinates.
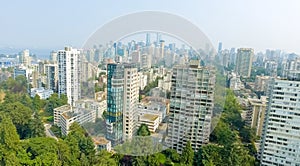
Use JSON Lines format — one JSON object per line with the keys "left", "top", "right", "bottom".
{"left": 140, "top": 114, "right": 159, "bottom": 121}
{"left": 54, "top": 104, "right": 71, "bottom": 112}
{"left": 61, "top": 107, "right": 94, "bottom": 120}
{"left": 93, "top": 136, "right": 110, "bottom": 145}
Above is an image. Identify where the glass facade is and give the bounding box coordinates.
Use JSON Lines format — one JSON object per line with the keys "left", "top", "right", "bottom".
{"left": 106, "top": 64, "right": 124, "bottom": 145}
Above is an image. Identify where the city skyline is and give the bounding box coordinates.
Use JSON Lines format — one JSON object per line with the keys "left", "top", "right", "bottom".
{"left": 1, "top": 0, "right": 300, "bottom": 55}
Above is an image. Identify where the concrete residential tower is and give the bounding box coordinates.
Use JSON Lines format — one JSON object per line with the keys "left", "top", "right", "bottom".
{"left": 235, "top": 48, "right": 254, "bottom": 78}
{"left": 260, "top": 78, "right": 300, "bottom": 165}
{"left": 57, "top": 46, "right": 81, "bottom": 106}
{"left": 166, "top": 60, "right": 216, "bottom": 153}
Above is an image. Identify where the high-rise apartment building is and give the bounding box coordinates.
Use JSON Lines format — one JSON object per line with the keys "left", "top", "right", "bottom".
{"left": 57, "top": 46, "right": 81, "bottom": 106}
{"left": 106, "top": 63, "right": 139, "bottom": 146}
{"left": 166, "top": 60, "right": 216, "bottom": 153}
{"left": 260, "top": 78, "right": 300, "bottom": 165}
{"left": 235, "top": 48, "right": 254, "bottom": 78}
{"left": 50, "top": 51, "right": 58, "bottom": 63}
{"left": 44, "top": 63, "right": 58, "bottom": 92}
{"left": 19, "top": 49, "right": 32, "bottom": 67}
{"left": 246, "top": 96, "right": 267, "bottom": 137}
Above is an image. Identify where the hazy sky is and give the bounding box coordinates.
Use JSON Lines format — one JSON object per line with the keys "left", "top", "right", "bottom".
{"left": 1, "top": 0, "right": 300, "bottom": 54}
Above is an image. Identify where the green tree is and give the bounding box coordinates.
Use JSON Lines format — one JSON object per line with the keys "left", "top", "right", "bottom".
{"left": 210, "top": 120, "right": 237, "bottom": 146}
{"left": 57, "top": 139, "right": 72, "bottom": 165}
{"left": 32, "top": 95, "right": 46, "bottom": 111}
{"left": 0, "top": 75, "right": 28, "bottom": 94}
{"left": 195, "top": 144, "right": 223, "bottom": 166}
{"left": 64, "top": 123, "right": 96, "bottom": 165}
{"left": 137, "top": 124, "right": 150, "bottom": 136}
{"left": 0, "top": 102, "right": 32, "bottom": 139}
{"left": 0, "top": 113, "right": 20, "bottom": 165}
{"left": 95, "top": 150, "right": 117, "bottom": 166}
{"left": 22, "top": 137, "right": 61, "bottom": 165}
{"left": 25, "top": 114, "right": 46, "bottom": 138}
{"left": 45, "top": 93, "right": 68, "bottom": 115}
{"left": 180, "top": 141, "right": 194, "bottom": 166}
{"left": 163, "top": 148, "right": 180, "bottom": 163}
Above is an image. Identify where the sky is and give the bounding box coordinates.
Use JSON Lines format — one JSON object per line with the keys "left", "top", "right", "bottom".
{"left": 1, "top": 0, "right": 300, "bottom": 55}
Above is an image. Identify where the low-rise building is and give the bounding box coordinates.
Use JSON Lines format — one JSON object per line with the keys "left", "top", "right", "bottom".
{"left": 30, "top": 87, "right": 53, "bottom": 99}
{"left": 93, "top": 136, "right": 112, "bottom": 152}
{"left": 138, "top": 101, "right": 167, "bottom": 124}
{"left": 54, "top": 104, "right": 96, "bottom": 135}
{"left": 75, "top": 99, "right": 106, "bottom": 119}
{"left": 140, "top": 96, "right": 169, "bottom": 117}
{"left": 138, "top": 114, "right": 159, "bottom": 133}
{"left": 60, "top": 107, "right": 96, "bottom": 135}
{"left": 54, "top": 105, "right": 71, "bottom": 126}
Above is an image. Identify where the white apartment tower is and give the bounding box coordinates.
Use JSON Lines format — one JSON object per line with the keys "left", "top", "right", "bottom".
{"left": 166, "top": 60, "right": 216, "bottom": 153}
{"left": 260, "top": 78, "right": 300, "bottom": 165}
{"left": 57, "top": 46, "right": 81, "bottom": 106}
{"left": 123, "top": 65, "right": 139, "bottom": 141}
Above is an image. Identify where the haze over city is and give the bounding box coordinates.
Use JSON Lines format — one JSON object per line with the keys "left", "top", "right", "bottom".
{"left": 1, "top": 0, "right": 300, "bottom": 54}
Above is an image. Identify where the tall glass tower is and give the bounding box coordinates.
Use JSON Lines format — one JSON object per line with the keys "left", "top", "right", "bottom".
{"left": 106, "top": 64, "right": 124, "bottom": 145}
{"left": 106, "top": 63, "right": 139, "bottom": 146}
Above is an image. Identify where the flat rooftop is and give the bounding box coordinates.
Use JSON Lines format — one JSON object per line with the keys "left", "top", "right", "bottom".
{"left": 93, "top": 136, "right": 110, "bottom": 145}
{"left": 140, "top": 114, "right": 159, "bottom": 121}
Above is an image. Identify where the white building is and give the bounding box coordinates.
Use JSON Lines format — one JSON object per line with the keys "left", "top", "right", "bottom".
{"left": 20, "top": 49, "right": 32, "bottom": 67}
{"left": 228, "top": 72, "right": 243, "bottom": 90}
{"left": 54, "top": 105, "right": 71, "bottom": 126}
{"left": 54, "top": 105, "right": 96, "bottom": 136}
{"left": 57, "top": 46, "right": 81, "bottom": 106}
{"left": 122, "top": 65, "right": 139, "bottom": 141}
{"left": 166, "top": 60, "right": 215, "bottom": 153}
{"left": 260, "top": 78, "right": 300, "bottom": 165}
{"left": 30, "top": 87, "right": 53, "bottom": 99}
{"left": 137, "top": 98, "right": 167, "bottom": 123}
{"left": 158, "top": 79, "right": 171, "bottom": 91}
{"left": 138, "top": 72, "right": 148, "bottom": 90}
{"left": 138, "top": 114, "right": 160, "bottom": 133}
{"left": 75, "top": 99, "right": 106, "bottom": 119}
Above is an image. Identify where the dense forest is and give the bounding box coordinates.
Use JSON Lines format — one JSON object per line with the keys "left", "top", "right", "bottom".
{"left": 0, "top": 75, "right": 258, "bottom": 165}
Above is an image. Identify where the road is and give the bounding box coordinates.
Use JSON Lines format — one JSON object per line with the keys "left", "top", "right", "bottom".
{"left": 44, "top": 124, "right": 58, "bottom": 141}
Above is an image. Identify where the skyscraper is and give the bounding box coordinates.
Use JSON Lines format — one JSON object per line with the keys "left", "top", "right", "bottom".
{"left": 106, "top": 63, "right": 139, "bottom": 146}
{"left": 57, "top": 46, "right": 81, "bottom": 106}
{"left": 44, "top": 63, "right": 58, "bottom": 92}
{"left": 235, "top": 48, "right": 254, "bottom": 78}
{"left": 20, "top": 49, "right": 32, "bottom": 67}
{"left": 260, "top": 78, "right": 300, "bottom": 165}
{"left": 166, "top": 60, "right": 216, "bottom": 153}
{"left": 146, "top": 33, "right": 151, "bottom": 46}
{"left": 218, "top": 42, "right": 222, "bottom": 53}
